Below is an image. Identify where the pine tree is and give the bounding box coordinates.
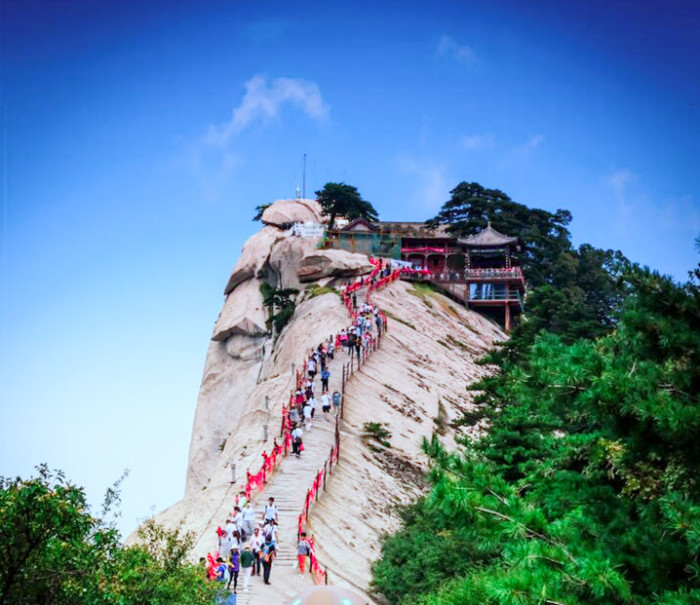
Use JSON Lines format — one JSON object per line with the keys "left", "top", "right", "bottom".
{"left": 372, "top": 265, "right": 700, "bottom": 605}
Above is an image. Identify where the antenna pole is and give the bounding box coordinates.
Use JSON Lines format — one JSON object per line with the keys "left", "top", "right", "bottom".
{"left": 302, "top": 153, "right": 306, "bottom": 200}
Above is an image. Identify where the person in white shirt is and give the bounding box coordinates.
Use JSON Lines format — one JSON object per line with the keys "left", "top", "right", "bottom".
{"left": 307, "top": 395, "right": 317, "bottom": 419}
{"left": 248, "top": 527, "right": 264, "bottom": 576}
{"left": 232, "top": 506, "right": 244, "bottom": 536}
{"left": 219, "top": 520, "right": 234, "bottom": 559}
{"left": 262, "top": 519, "right": 279, "bottom": 545}
{"left": 321, "top": 393, "right": 331, "bottom": 421}
{"left": 242, "top": 502, "right": 256, "bottom": 538}
{"left": 302, "top": 402, "right": 313, "bottom": 431}
{"left": 263, "top": 497, "right": 278, "bottom": 524}
{"left": 291, "top": 424, "right": 304, "bottom": 457}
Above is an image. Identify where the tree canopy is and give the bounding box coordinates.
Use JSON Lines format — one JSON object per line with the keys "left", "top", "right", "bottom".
{"left": 373, "top": 265, "right": 700, "bottom": 604}
{"left": 0, "top": 466, "right": 219, "bottom": 605}
{"left": 260, "top": 283, "right": 299, "bottom": 334}
{"left": 252, "top": 203, "right": 271, "bottom": 222}
{"left": 427, "top": 181, "right": 628, "bottom": 347}
{"left": 315, "top": 182, "right": 378, "bottom": 229}
{"left": 426, "top": 181, "right": 573, "bottom": 287}
{"left": 373, "top": 180, "right": 700, "bottom": 604}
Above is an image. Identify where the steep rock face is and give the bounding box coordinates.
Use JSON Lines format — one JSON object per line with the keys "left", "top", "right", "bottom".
{"left": 267, "top": 235, "right": 320, "bottom": 292}
{"left": 137, "top": 199, "right": 504, "bottom": 603}
{"left": 183, "top": 198, "right": 372, "bottom": 497}
{"left": 223, "top": 226, "right": 285, "bottom": 295}
{"left": 309, "top": 281, "right": 502, "bottom": 592}
{"left": 212, "top": 279, "right": 267, "bottom": 342}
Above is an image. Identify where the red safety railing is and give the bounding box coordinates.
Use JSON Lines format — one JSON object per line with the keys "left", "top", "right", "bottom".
{"left": 243, "top": 438, "right": 284, "bottom": 500}
{"left": 308, "top": 536, "right": 326, "bottom": 585}
{"left": 210, "top": 256, "right": 398, "bottom": 583}
{"left": 297, "top": 417, "right": 341, "bottom": 584}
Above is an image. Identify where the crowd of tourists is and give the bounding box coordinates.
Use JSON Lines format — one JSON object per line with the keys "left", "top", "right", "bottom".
{"left": 204, "top": 495, "right": 281, "bottom": 595}
{"left": 204, "top": 280, "right": 388, "bottom": 598}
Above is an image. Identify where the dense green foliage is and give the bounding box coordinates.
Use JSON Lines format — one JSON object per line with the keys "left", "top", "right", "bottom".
{"left": 426, "top": 181, "right": 572, "bottom": 288}
{"left": 373, "top": 182, "right": 700, "bottom": 604}
{"left": 373, "top": 266, "right": 700, "bottom": 604}
{"left": 0, "top": 466, "right": 218, "bottom": 605}
{"left": 260, "top": 282, "right": 299, "bottom": 333}
{"left": 427, "top": 182, "right": 627, "bottom": 345}
{"left": 315, "top": 182, "right": 379, "bottom": 229}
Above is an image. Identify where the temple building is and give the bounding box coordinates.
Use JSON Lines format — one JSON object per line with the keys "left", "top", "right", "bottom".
{"left": 458, "top": 223, "right": 525, "bottom": 331}
{"left": 325, "top": 219, "right": 525, "bottom": 331}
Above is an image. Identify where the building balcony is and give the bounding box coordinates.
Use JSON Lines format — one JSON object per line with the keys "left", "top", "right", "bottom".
{"left": 408, "top": 267, "right": 524, "bottom": 284}
{"left": 401, "top": 246, "right": 463, "bottom": 256}
{"left": 465, "top": 267, "right": 523, "bottom": 280}
{"left": 469, "top": 287, "right": 524, "bottom": 311}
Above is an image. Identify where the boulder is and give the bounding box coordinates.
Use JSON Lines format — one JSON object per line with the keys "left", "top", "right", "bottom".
{"left": 212, "top": 279, "right": 267, "bottom": 341}
{"left": 297, "top": 249, "right": 374, "bottom": 282}
{"left": 268, "top": 235, "right": 321, "bottom": 290}
{"left": 261, "top": 198, "right": 323, "bottom": 228}
{"left": 224, "top": 226, "right": 285, "bottom": 295}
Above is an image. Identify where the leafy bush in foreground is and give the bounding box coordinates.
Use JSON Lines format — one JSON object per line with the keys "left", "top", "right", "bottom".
{"left": 0, "top": 465, "right": 218, "bottom": 605}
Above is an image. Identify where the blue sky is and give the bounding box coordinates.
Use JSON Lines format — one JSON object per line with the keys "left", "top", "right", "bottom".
{"left": 1, "top": 0, "right": 698, "bottom": 537}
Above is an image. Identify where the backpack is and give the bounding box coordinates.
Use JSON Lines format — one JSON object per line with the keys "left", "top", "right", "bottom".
{"left": 217, "top": 563, "right": 230, "bottom": 583}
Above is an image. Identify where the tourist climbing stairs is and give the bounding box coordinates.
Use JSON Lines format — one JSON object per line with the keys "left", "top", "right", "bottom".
{"left": 242, "top": 343, "right": 348, "bottom": 604}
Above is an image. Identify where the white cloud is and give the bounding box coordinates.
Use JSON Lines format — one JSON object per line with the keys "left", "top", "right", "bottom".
{"left": 607, "top": 169, "right": 636, "bottom": 195}
{"left": 605, "top": 168, "right": 638, "bottom": 218}
{"left": 437, "top": 35, "right": 477, "bottom": 67}
{"left": 461, "top": 133, "right": 495, "bottom": 150}
{"left": 513, "top": 134, "right": 545, "bottom": 156}
{"left": 206, "top": 75, "right": 329, "bottom": 144}
{"left": 396, "top": 157, "right": 449, "bottom": 210}
{"left": 495, "top": 134, "right": 545, "bottom": 171}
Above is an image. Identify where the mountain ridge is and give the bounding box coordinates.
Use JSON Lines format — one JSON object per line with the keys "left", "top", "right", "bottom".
{"left": 129, "top": 199, "right": 505, "bottom": 603}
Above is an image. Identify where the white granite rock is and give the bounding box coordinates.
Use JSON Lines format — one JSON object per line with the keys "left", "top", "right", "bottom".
{"left": 224, "top": 333, "right": 265, "bottom": 361}
{"left": 268, "top": 234, "right": 321, "bottom": 290}
{"left": 212, "top": 279, "right": 267, "bottom": 342}
{"left": 261, "top": 198, "right": 323, "bottom": 228}
{"left": 223, "top": 225, "right": 284, "bottom": 295}
{"left": 297, "top": 249, "right": 374, "bottom": 282}
{"left": 133, "top": 217, "right": 506, "bottom": 604}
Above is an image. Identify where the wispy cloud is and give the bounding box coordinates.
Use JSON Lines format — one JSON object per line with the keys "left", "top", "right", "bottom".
{"left": 206, "top": 75, "right": 329, "bottom": 144}
{"left": 437, "top": 35, "right": 477, "bottom": 67}
{"left": 512, "top": 134, "right": 545, "bottom": 156}
{"left": 494, "top": 134, "right": 545, "bottom": 171}
{"left": 461, "top": 133, "right": 495, "bottom": 150}
{"left": 605, "top": 168, "right": 637, "bottom": 217}
{"left": 396, "top": 157, "right": 449, "bottom": 210}
{"left": 607, "top": 169, "right": 636, "bottom": 195}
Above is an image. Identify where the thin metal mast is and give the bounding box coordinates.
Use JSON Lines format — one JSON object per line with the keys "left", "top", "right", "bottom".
{"left": 302, "top": 153, "right": 306, "bottom": 199}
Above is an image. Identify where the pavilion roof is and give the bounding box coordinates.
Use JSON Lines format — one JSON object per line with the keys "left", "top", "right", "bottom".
{"left": 459, "top": 223, "right": 518, "bottom": 247}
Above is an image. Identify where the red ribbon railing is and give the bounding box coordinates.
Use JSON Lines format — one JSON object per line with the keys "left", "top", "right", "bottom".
{"left": 297, "top": 417, "right": 341, "bottom": 584}
{"left": 210, "top": 256, "right": 397, "bottom": 583}
{"left": 308, "top": 536, "right": 326, "bottom": 585}
{"left": 243, "top": 438, "right": 284, "bottom": 500}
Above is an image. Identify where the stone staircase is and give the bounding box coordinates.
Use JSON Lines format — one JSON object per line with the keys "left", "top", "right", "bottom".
{"left": 240, "top": 343, "right": 350, "bottom": 605}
